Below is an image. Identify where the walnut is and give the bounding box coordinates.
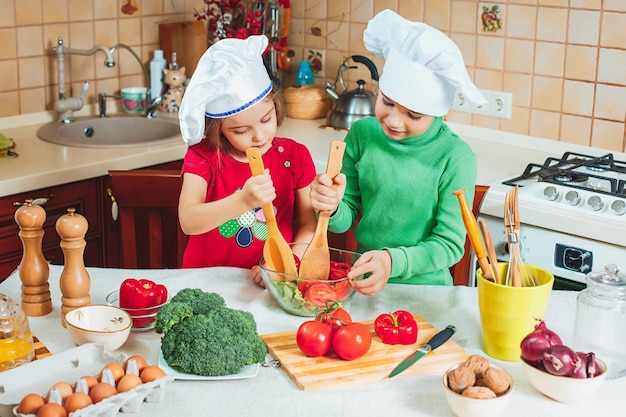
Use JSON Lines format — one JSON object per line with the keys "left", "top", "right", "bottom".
{"left": 464, "top": 354, "right": 490, "bottom": 378}
{"left": 481, "top": 367, "right": 511, "bottom": 395}
{"left": 461, "top": 386, "right": 497, "bottom": 399}
{"left": 447, "top": 365, "right": 476, "bottom": 394}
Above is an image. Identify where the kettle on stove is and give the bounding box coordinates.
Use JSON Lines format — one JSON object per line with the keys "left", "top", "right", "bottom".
{"left": 325, "top": 55, "right": 379, "bottom": 130}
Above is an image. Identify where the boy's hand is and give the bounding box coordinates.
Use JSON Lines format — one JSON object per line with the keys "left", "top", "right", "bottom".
{"left": 347, "top": 250, "right": 392, "bottom": 296}
{"left": 243, "top": 168, "right": 275, "bottom": 208}
{"left": 310, "top": 172, "right": 346, "bottom": 212}
{"left": 251, "top": 264, "right": 265, "bottom": 288}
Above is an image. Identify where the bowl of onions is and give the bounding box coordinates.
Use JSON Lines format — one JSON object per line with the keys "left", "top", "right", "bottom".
{"left": 520, "top": 319, "right": 607, "bottom": 403}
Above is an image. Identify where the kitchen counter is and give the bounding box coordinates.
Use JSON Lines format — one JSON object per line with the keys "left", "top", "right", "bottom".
{"left": 3, "top": 108, "right": 625, "bottom": 198}
{"left": 0, "top": 265, "right": 623, "bottom": 416}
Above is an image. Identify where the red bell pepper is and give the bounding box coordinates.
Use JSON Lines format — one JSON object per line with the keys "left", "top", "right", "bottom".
{"left": 119, "top": 278, "right": 168, "bottom": 328}
{"left": 374, "top": 310, "right": 418, "bottom": 345}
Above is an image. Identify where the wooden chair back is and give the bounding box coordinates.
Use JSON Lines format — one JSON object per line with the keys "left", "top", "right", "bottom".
{"left": 108, "top": 169, "right": 188, "bottom": 269}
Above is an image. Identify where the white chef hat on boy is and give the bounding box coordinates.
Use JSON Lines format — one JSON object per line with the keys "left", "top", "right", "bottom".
{"left": 363, "top": 10, "right": 486, "bottom": 117}
{"left": 178, "top": 35, "right": 272, "bottom": 146}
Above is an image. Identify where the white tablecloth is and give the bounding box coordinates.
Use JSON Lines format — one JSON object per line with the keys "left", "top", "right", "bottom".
{"left": 1, "top": 265, "right": 624, "bottom": 416}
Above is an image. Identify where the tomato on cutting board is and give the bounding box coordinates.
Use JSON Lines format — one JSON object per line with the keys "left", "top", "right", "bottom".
{"left": 296, "top": 320, "right": 332, "bottom": 357}
{"left": 332, "top": 322, "right": 372, "bottom": 361}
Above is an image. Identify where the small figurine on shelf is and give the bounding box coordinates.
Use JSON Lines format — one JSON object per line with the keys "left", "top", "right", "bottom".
{"left": 159, "top": 67, "right": 187, "bottom": 114}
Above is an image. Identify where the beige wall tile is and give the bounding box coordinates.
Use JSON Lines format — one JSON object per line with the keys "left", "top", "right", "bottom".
{"left": 476, "top": 36, "right": 504, "bottom": 70}
{"left": 513, "top": 0, "right": 537, "bottom": 4}
{"left": 68, "top": 55, "right": 95, "bottom": 84}
{"left": 68, "top": 0, "right": 93, "bottom": 21}
{"left": 327, "top": 19, "right": 350, "bottom": 50}
{"left": 0, "top": 0, "right": 15, "bottom": 27}
{"left": 532, "top": 76, "right": 562, "bottom": 111}
{"left": 538, "top": 0, "right": 568, "bottom": 6}
{"left": 604, "top": 0, "right": 626, "bottom": 12}
{"left": 16, "top": 0, "right": 42, "bottom": 26}
{"left": 451, "top": 1, "right": 477, "bottom": 33}
{"left": 597, "top": 48, "right": 626, "bottom": 85}
{"left": 445, "top": 110, "right": 473, "bottom": 124}
{"left": 328, "top": 0, "right": 351, "bottom": 20}
{"left": 564, "top": 44, "right": 597, "bottom": 81}
{"left": 594, "top": 84, "right": 626, "bottom": 122}
{"left": 16, "top": 26, "right": 43, "bottom": 58}
{"left": 164, "top": 0, "right": 186, "bottom": 14}
{"left": 68, "top": 21, "right": 94, "bottom": 49}
{"left": 600, "top": 12, "right": 626, "bottom": 49}
{"left": 304, "top": 19, "right": 326, "bottom": 50}
{"left": 503, "top": 72, "right": 532, "bottom": 107}
{"left": 560, "top": 114, "right": 591, "bottom": 146}
{"left": 451, "top": 33, "right": 476, "bottom": 67}
{"left": 95, "top": 0, "right": 119, "bottom": 19}
{"left": 530, "top": 109, "right": 560, "bottom": 140}
{"left": 351, "top": 0, "right": 374, "bottom": 23}
{"left": 568, "top": 9, "right": 600, "bottom": 46}
{"left": 424, "top": 0, "right": 450, "bottom": 31}
{"left": 591, "top": 120, "right": 625, "bottom": 151}
{"left": 19, "top": 87, "right": 46, "bottom": 113}
{"left": 536, "top": 7, "right": 567, "bottom": 42}
{"left": 0, "top": 28, "right": 17, "bottom": 59}
{"left": 42, "top": 0, "right": 68, "bottom": 24}
{"left": 288, "top": 17, "right": 305, "bottom": 46}
{"left": 534, "top": 42, "right": 564, "bottom": 77}
{"left": 475, "top": 68, "right": 502, "bottom": 90}
{"left": 142, "top": 0, "right": 164, "bottom": 16}
{"left": 375, "top": 0, "right": 398, "bottom": 15}
{"left": 18, "top": 57, "right": 45, "bottom": 88}
{"left": 142, "top": 15, "right": 162, "bottom": 44}
{"left": 506, "top": 5, "right": 536, "bottom": 39}
{"left": 504, "top": 38, "right": 534, "bottom": 73}
{"left": 562, "top": 80, "right": 594, "bottom": 116}
{"left": 94, "top": 20, "right": 118, "bottom": 48}
{"left": 570, "top": 0, "right": 601, "bottom": 9}
{"left": 119, "top": 18, "right": 142, "bottom": 45}
{"left": 0, "top": 60, "right": 18, "bottom": 91}
{"left": 472, "top": 113, "right": 501, "bottom": 130}
{"left": 501, "top": 106, "right": 530, "bottom": 135}
{"left": 0, "top": 91, "right": 20, "bottom": 117}
{"left": 348, "top": 22, "right": 367, "bottom": 53}
{"left": 398, "top": 0, "right": 424, "bottom": 22}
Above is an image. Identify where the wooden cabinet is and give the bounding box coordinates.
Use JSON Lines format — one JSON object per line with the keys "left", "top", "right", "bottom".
{"left": 0, "top": 178, "right": 103, "bottom": 282}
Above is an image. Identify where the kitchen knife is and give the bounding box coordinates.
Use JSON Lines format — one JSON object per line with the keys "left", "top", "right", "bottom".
{"left": 388, "top": 325, "right": 456, "bottom": 378}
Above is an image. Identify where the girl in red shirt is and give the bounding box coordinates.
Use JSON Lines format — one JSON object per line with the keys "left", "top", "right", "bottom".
{"left": 177, "top": 35, "right": 317, "bottom": 286}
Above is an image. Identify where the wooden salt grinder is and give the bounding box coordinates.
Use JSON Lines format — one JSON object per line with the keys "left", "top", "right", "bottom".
{"left": 14, "top": 199, "right": 53, "bottom": 316}
{"left": 56, "top": 207, "right": 91, "bottom": 327}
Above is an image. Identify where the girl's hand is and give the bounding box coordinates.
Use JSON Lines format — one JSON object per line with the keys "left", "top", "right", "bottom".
{"left": 347, "top": 250, "right": 392, "bottom": 296}
{"left": 251, "top": 264, "right": 265, "bottom": 288}
{"left": 242, "top": 169, "right": 276, "bottom": 208}
{"left": 310, "top": 173, "right": 346, "bottom": 212}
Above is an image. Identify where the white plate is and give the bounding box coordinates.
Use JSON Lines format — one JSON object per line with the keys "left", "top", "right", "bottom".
{"left": 158, "top": 351, "right": 260, "bottom": 380}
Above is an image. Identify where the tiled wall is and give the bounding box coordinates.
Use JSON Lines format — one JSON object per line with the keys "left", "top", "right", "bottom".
{"left": 1, "top": 0, "right": 624, "bottom": 151}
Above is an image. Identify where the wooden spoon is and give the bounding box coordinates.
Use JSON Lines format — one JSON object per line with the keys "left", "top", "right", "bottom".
{"left": 246, "top": 147, "right": 298, "bottom": 276}
{"left": 478, "top": 219, "right": 501, "bottom": 285}
{"left": 298, "top": 140, "right": 346, "bottom": 279}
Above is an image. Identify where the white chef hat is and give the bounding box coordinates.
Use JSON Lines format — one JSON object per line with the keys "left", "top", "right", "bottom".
{"left": 363, "top": 10, "right": 486, "bottom": 117}
{"left": 178, "top": 35, "right": 272, "bottom": 146}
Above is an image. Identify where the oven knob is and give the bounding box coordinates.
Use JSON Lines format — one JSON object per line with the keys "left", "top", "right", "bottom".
{"left": 587, "top": 195, "right": 604, "bottom": 211}
{"left": 565, "top": 190, "right": 581, "bottom": 206}
{"left": 610, "top": 199, "right": 626, "bottom": 216}
{"left": 543, "top": 185, "right": 559, "bottom": 201}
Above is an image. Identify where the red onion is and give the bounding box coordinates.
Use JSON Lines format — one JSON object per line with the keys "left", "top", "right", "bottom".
{"left": 571, "top": 352, "right": 588, "bottom": 378}
{"left": 520, "top": 319, "right": 564, "bottom": 364}
{"left": 543, "top": 345, "right": 580, "bottom": 376}
{"left": 585, "top": 352, "right": 600, "bottom": 378}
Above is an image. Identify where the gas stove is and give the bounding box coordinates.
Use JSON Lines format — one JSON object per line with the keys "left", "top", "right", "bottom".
{"left": 474, "top": 152, "right": 626, "bottom": 289}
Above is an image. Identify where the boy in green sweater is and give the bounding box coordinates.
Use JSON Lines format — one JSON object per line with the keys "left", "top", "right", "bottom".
{"left": 310, "top": 10, "right": 487, "bottom": 295}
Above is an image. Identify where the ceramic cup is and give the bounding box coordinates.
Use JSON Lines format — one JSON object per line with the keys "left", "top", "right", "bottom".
{"left": 477, "top": 263, "right": 554, "bottom": 361}
{"left": 121, "top": 87, "right": 147, "bottom": 113}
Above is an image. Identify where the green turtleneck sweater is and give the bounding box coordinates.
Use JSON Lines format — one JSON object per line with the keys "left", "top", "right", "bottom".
{"left": 329, "top": 117, "right": 477, "bottom": 285}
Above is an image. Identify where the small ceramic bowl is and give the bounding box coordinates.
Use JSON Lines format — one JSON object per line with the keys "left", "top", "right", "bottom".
{"left": 259, "top": 243, "right": 363, "bottom": 316}
{"left": 65, "top": 305, "right": 132, "bottom": 351}
{"left": 106, "top": 290, "right": 167, "bottom": 331}
{"left": 521, "top": 358, "right": 607, "bottom": 403}
{"left": 442, "top": 362, "right": 515, "bottom": 417}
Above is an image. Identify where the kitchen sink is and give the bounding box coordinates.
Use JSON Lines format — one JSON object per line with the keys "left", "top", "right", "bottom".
{"left": 36, "top": 116, "right": 182, "bottom": 148}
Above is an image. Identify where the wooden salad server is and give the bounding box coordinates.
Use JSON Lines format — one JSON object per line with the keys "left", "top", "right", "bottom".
{"left": 246, "top": 147, "right": 298, "bottom": 276}
{"left": 298, "top": 140, "right": 347, "bottom": 279}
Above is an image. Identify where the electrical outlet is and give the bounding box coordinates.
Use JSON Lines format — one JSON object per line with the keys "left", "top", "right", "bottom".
{"left": 450, "top": 89, "right": 512, "bottom": 119}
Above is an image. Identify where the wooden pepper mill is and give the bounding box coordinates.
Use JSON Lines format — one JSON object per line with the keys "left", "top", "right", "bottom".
{"left": 14, "top": 199, "right": 53, "bottom": 316}
{"left": 56, "top": 207, "right": 91, "bottom": 327}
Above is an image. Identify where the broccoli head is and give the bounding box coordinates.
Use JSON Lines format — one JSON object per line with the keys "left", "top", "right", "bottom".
{"left": 154, "top": 301, "right": 193, "bottom": 334}
{"left": 170, "top": 288, "right": 225, "bottom": 315}
{"left": 158, "top": 288, "right": 267, "bottom": 376}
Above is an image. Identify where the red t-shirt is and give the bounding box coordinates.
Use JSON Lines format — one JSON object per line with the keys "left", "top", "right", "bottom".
{"left": 180, "top": 137, "right": 315, "bottom": 269}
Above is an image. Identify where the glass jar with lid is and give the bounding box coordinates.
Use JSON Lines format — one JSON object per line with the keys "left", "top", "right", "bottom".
{"left": 573, "top": 264, "right": 626, "bottom": 379}
{"left": 0, "top": 293, "right": 35, "bottom": 372}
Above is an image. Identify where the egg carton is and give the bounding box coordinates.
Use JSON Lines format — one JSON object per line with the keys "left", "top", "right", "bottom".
{"left": 0, "top": 343, "right": 173, "bottom": 417}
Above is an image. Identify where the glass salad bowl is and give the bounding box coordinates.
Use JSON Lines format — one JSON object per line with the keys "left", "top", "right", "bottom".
{"left": 259, "top": 243, "right": 363, "bottom": 317}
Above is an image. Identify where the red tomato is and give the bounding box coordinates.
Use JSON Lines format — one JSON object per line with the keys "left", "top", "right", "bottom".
{"left": 329, "top": 261, "right": 351, "bottom": 280}
{"left": 316, "top": 304, "right": 352, "bottom": 331}
{"left": 296, "top": 320, "right": 332, "bottom": 357}
{"left": 332, "top": 280, "right": 352, "bottom": 301}
{"left": 303, "top": 282, "right": 337, "bottom": 307}
{"left": 332, "top": 322, "right": 372, "bottom": 361}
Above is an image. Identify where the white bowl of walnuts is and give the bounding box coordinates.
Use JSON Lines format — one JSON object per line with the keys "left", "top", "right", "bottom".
{"left": 442, "top": 354, "right": 515, "bottom": 417}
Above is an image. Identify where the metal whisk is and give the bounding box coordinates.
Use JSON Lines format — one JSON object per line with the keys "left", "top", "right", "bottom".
{"left": 504, "top": 186, "right": 538, "bottom": 287}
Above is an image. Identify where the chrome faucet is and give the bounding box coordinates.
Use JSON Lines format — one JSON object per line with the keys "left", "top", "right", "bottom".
{"left": 109, "top": 43, "right": 161, "bottom": 118}
{"left": 52, "top": 36, "right": 115, "bottom": 123}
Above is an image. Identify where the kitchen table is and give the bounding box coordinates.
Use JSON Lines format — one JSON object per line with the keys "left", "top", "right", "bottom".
{"left": 1, "top": 265, "right": 624, "bottom": 417}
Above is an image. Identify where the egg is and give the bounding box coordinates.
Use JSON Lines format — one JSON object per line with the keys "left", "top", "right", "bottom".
{"left": 123, "top": 355, "right": 148, "bottom": 373}
{"left": 63, "top": 392, "right": 93, "bottom": 413}
{"left": 17, "top": 393, "right": 45, "bottom": 415}
{"left": 44, "top": 381, "right": 73, "bottom": 403}
{"left": 89, "top": 382, "right": 118, "bottom": 403}
{"left": 139, "top": 365, "right": 166, "bottom": 383}
{"left": 98, "top": 362, "right": 125, "bottom": 384}
{"left": 117, "top": 373, "right": 143, "bottom": 392}
{"left": 36, "top": 402, "right": 67, "bottom": 417}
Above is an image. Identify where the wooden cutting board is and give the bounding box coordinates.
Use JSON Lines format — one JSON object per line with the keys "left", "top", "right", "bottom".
{"left": 261, "top": 314, "right": 469, "bottom": 391}
{"left": 159, "top": 21, "right": 207, "bottom": 77}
